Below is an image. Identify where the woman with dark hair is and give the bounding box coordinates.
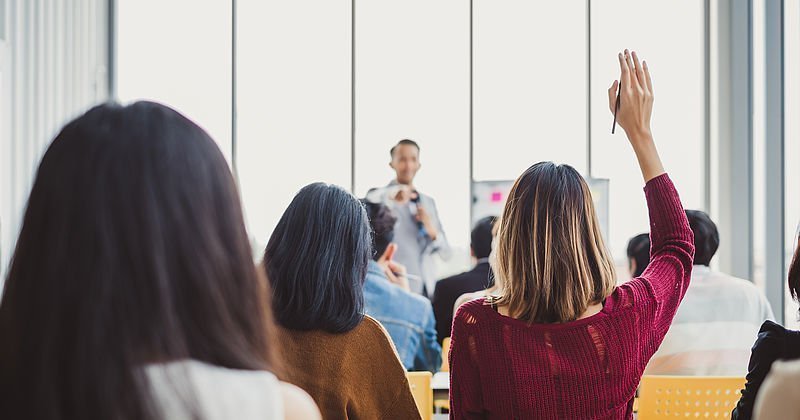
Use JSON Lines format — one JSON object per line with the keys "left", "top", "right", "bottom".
{"left": 449, "top": 51, "right": 695, "bottom": 419}
{"left": 0, "top": 102, "right": 319, "bottom": 420}
{"left": 264, "top": 183, "right": 420, "bottom": 420}
{"left": 733, "top": 226, "right": 800, "bottom": 420}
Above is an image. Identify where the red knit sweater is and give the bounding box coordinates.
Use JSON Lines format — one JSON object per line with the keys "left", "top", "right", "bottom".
{"left": 448, "top": 174, "right": 695, "bottom": 420}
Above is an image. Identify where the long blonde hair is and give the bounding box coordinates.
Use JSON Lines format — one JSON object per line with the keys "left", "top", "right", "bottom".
{"left": 493, "top": 162, "right": 616, "bottom": 323}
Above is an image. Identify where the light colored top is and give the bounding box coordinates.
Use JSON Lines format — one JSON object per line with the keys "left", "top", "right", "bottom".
{"left": 366, "top": 181, "right": 451, "bottom": 296}
{"left": 646, "top": 265, "right": 774, "bottom": 376}
{"left": 145, "top": 359, "right": 283, "bottom": 420}
{"left": 753, "top": 358, "right": 800, "bottom": 420}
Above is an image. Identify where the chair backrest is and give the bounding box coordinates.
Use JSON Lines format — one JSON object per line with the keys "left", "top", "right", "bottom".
{"left": 406, "top": 371, "right": 433, "bottom": 420}
{"left": 637, "top": 375, "right": 745, "bottom": 420}
{"left": 440, "top": 337, "right": 451, "bottom": 372}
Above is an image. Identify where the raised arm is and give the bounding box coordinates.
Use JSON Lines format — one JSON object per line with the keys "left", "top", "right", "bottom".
{"left": 609, "top": 51, "right": 694, "bottom": 350}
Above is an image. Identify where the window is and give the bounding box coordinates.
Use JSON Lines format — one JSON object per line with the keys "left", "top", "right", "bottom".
{"left": 590, "top": 0, "right": 706, "bottom": 265}
{"left": 784, "top": 0, "right": 800, "bottom": 328}
{"left": 236, "top": 1, "right": 352, "bottom": 253}
{"left": 753, "top": 0, "right": 766, "bottom": 290}
{"left": 116, "top": 0, "right": 232, "bottom": 162}
{"left": 472, "top": 1, "right": 588, "bottom": 181}
{"left": 353, "top": 0, "right": 472, "bottom": 274}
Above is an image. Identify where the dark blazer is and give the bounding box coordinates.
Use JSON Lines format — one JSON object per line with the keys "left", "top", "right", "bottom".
{"left": 732, "top": 320, "right": 800, "bottom": 420}
{"left": 432, "top": 261, "right": 493, "bottom": 344}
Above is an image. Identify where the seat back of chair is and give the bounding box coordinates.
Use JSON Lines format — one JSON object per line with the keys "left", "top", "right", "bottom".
{"left": 637, "top": 375, "right": 745, "bottom": 420}
{"left": 406, "top": 371, "right": 433, "bottom": 420}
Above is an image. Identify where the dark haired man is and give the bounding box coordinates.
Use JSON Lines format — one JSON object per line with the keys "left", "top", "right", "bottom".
{"left": 646, "top": 210, "right": 774, "bottom": 376}
{"left": 361, "top": 200, "right": 441, "bottom": 373}
{"left": 366, "top": 139, "right": 451, "bottom": 298}
{"left": 432, "top": 216, "right": 496, "bottom": 344}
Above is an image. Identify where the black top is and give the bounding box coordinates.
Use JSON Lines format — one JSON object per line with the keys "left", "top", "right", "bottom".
{"left": 731, "top": 320, "right": 800, "bottom": 420}
{"left": 431, "top": 262, "right": 493, "bottom": 344}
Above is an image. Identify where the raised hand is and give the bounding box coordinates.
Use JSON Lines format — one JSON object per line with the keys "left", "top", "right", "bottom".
{"left": 608, "top": 50, "right": 665, "bottom": 182}
{"left": 608, "top": 50, "right": 653, "bottom": 140}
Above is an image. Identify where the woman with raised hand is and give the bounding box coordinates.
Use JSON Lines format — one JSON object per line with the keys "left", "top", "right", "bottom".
{"left": 448, "top": 51, "right": 694, "bottom": 419}
{"left": 0, "top": 102, "right": 319, "bottom": 420}
{"left": 264, "top": 183, "right": 421, "bottom": 420}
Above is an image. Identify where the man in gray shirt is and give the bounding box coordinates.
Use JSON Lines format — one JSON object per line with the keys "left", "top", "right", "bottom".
{"left": 366, "top": 139, "right": 451, "bottom": 297}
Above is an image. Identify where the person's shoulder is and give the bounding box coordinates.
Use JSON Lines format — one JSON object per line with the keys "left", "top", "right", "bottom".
{"left": 357, "top": 316, "right": 411, "bottom": 366}
{"left": 358, "top": 315, "right": 399, "bottom": 345}
{"left": 771, "top": 358, "right": 800, "bottom": 375}
{"left": 753, "top": 358, "right": 800, "bottom": 420}
{"left": 280, "top": 382, "right": 321, "bottom": 420}
{"left": 718, "top": 272, "right": 768, "bottom": 294}
{"left": 152, "top": 359, "right": 281, "bottom": 388}
{"left": 436, "top": 272, "right": 468, "bottom": 290}
{"left": 454, "top": 297, "right": 488, "bottom": 322}
{"left": 454, "top": 291, "right": 486, "bottom": 312}
{"left": 419, "top": 192, "right": 438, "bottom": 206}
{"left": 604, "top": 279, "right": 646, "bottom": 312}
{"left": 438, "top": 267, "right": 489, "bottom": 291}
{"left": 145, "top": 360, "right": 284, "bottom": 419}
{"left": 752, "top": 320, "right": 796, "bottom": 358}
{"left": 758, "top": 319, "right": 791, "bottom": 336}
{"left": 394, "top": 288, "right": 435, "bottom": 325}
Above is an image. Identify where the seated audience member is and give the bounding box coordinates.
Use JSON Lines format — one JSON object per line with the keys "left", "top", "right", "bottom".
{"left": 449, "top": 51, "right": 695, "bottom": 419}
{"left": 752, "top": 358, "right": 800, "bottom": 420}
{"left": 626, "top": 233, "right": 651, "bottom": 278}
{"left": 432, "top": 216, "right": 497, "bottom": 343}
{"left": 361, "top": 200, "right": 441, "bottom": 372}
{"left": 0, "top": 102, "right": 319, "bottom": 420}
{"left": 264, "top": 184, "right": 420, "bottom": 420}
{"left": 452, "top": 219, "right": 502, "bottom": 313}
{"left": 732, "top": 227, "right": 800, "bottom": 420}
{"left": 646, "top": 210, "right": 774, "bottom": 375}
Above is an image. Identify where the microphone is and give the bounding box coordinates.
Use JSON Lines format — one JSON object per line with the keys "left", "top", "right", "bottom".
{"left": 410, "top": 191, "right": 426, "bottom": 236}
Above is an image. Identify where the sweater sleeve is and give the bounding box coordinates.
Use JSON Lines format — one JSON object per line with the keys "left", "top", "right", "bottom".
{"left": 449, "top": 306, "right": 484, "bottom": 419}
{"left": 638, "top": 174, "right": 695, "bottom": 354}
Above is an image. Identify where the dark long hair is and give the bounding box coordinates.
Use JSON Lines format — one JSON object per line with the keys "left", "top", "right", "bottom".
{"left": 0, "top": 102, "right": 276, "bottom": 420}
{"left": 265, "top": 183, "right": 371, "bottom": 334}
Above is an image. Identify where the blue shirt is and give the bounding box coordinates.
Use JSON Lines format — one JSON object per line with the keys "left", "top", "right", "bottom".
{"left": 363, "top": 261, "right": 441, "bottom": 372}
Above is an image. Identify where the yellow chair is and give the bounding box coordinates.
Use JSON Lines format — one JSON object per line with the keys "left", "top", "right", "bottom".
{"left": 407, "top": 371, "right": 433, "bottom": 420}
{"left": 440, "top": 337, "right": 451, "bottom": 372}
{"left": 434, "top": 399, "right": 450, "bottom": 413}
{"left": 637, "top": 375, "right": 745, "bottom": 420}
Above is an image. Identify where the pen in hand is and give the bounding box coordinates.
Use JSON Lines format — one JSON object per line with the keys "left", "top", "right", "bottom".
{"left": 612, "top": 81, "right": 621, "bottom": 134}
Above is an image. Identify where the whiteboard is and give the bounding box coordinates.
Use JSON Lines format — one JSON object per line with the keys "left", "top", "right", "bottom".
{"left": 471, "top": 177, "right": 610, "bottom": 243}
